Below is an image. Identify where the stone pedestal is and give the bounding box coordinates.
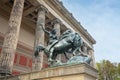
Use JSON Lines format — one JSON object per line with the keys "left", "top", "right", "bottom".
{"left": 3, "top": 63, "right": 98, "bottom": 80}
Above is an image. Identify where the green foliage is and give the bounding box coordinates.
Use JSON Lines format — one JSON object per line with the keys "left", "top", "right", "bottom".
{"left": 96, "top": 60, "right": 120, "bottom": 80}
{"left": 118, "top": 63, "right": 120, "bottom": 75}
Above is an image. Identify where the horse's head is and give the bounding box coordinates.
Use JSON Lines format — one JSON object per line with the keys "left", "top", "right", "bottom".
{"left": 73, "top": 33, "right": 83, "bottom": 47}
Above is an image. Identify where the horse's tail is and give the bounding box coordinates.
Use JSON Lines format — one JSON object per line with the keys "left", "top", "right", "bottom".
{"left": 34, "top": 44, "right": 45, "bottom": 57}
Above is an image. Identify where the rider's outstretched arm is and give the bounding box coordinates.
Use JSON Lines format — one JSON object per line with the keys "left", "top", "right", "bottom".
{"left": 41, "top": 25, "right": 50, "bottom": 34}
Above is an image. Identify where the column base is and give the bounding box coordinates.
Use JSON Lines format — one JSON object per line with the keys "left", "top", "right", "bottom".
{"left": 0, "top": 66, "right": 11, "bottom": 76}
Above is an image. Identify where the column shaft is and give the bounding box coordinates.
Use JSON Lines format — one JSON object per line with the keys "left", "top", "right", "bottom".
{"left": 32, "top": 7, "right": 46, "bottom": 71}
{"left": 88, "top": 49, "right": 95, "bottom": 67}
{"left": 54, "top": 23, "right": 60, "bottom": 38}
{"left": 0, "top": 0, "right": 24, "bottom": 75}
{"left": 52, "top": 19, "right": 61, "bottom": 60}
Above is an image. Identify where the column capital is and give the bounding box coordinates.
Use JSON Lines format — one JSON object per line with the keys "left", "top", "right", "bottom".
{"left": 36, "top": 5, "right": 48, "bottom": 13}
{"left": 51, "top": 18, "right": 62, "bottom": 25}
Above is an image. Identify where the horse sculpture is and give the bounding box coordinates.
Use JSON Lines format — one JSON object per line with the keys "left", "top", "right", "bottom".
{"left": 34, "top": 29, "right": 83, "bottom": 63}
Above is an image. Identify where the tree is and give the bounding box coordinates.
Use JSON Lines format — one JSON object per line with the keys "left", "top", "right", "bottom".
{"left": 96, "top": 60, "right": 120, "bottom": 80}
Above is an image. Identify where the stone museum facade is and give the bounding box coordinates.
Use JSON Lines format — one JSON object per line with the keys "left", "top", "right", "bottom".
{"left": 0, "top": 0, "right": 96, "bottom": 79}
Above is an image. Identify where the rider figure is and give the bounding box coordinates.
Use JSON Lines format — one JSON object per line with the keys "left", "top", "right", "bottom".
{"left": 59, "top": 28, "right": 72, "bottom": 40}
{"left": 41, "top": 26, "right": 58, "bottom": 45}
{"left": 41, "top": 25, "right": 58, "bottom": 62}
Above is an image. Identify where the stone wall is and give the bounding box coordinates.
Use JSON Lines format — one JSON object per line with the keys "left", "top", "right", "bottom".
{"left": 0, "top": 15, "right": 34, "bottom": 47}
{"left": 0, "top": 15, "right": 34, "bottom": 75}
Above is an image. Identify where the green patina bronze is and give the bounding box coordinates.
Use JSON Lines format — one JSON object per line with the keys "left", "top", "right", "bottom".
{"left": 50, "top": 52, "right": 92, "bottom": 67}
{"left": 34, "top": 26, "right": 91, "bottom": 66}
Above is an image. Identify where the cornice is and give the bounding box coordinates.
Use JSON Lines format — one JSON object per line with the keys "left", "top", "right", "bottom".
{"left": 50, "top": 0, "right": 96, "bottom": 44}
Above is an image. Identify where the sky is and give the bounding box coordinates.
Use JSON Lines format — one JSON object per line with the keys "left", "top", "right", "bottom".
{"left": 60, "top": 0, "right": 120, "bottom": 62}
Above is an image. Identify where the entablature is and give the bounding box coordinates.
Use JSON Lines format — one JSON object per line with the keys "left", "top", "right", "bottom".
{"left": 0, "top": 0, "right": 96, "bottom": 48}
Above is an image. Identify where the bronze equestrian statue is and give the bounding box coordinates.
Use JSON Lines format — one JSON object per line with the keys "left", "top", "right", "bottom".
{"left": 34, "top": 26, "right": 83, "bottom": 63}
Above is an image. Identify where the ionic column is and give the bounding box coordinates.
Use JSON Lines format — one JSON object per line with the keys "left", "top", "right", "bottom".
{"left": 52, "top": 18, "right": 61, "bottom": 60}
{"left": 32, "top": 6, "right": 47, "bottom": 71}
{"left": 88, "top": 49, "right": 95, "bottom": 67}
{"left": 0, "top": 0, "right": 24, "bottom": 75}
